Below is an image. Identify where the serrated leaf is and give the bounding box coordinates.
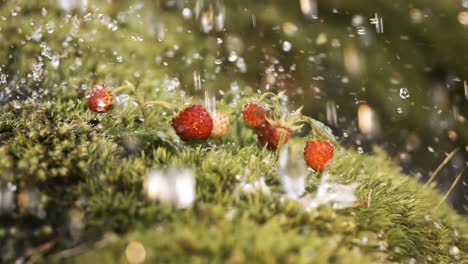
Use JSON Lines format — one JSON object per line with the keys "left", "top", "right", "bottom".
{"left": 304, "top": 116, "right": 337, "bottom": 143}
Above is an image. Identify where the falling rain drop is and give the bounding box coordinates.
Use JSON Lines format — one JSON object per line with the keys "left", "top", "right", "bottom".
{"left": 144, "top": 168, "right": 196, "bottom": 209}
{"left": 357, "top": 104, "right": 380, "bottom": 138}
{"left": 344, "top": 44, "right": 363, "bottom": 76}
{"left": 195, "top": 0, "right": 225, "bottom": 33}
{"left": 326, "top": 100, "right": 337, "bottom": 126}
{"left": 182, "top": 8, "right": 192, "bottom": 19}
{"left": 278, "top": 146, "right": 307, "bottom": 198}
{"left": 0, "top": 180, "right": 15, "bottom": 214}
{"left": 300, "top": 0, "right": 318, "bottom": 19}
{"left": 282, "top": 41, "right": 292, "bottom": 52}
{"left": 399, "top": 87, "right": 410, "bottom": 99}
{"left": 107, "top": 22, "right": 118, "bottom": 31}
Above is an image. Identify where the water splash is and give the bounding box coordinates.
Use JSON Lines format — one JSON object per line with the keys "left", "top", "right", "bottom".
{"left": 236, "top": 176, "right": 271, "bottom": 195}
{"left": 297, "top": 173, "right": 358, "bottom": 210}
{"left": 144, "top": 168, "right": 196, "bottom": 209}
{"left": 279, "top": 146, "right": 307, "bottom": 198}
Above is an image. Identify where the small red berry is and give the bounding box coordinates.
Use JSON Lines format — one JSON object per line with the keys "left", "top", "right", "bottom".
{"left": 210, "top": 112, "right": 230, "bottom": 139}
{"left": 304, "top": 140, "right": 334, "bottom": 172}
{"left": 242, "top": 103, "right": 266, "bottom": 128}
{"left": 256, "top": 122, "right": 291, "bottom": 150}
{"left": 86, "top": 83, "right": 113, "bottom": 113}
{"left": 171, "top": 105, "right": 213, "bottom": 141}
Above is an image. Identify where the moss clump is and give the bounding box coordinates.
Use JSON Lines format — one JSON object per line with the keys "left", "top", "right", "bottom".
{"left": 0, "top": 0, "right": 466, "bottom": 263}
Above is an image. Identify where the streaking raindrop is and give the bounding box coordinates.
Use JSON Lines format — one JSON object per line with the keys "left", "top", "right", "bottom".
{"left": 300, "top": 0, "right": 318, "bottom": 19}
{"left": 195, "top": 0, "right": 225, "bottom": 33}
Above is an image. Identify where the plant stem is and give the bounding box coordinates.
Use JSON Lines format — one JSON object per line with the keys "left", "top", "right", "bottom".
{"left": 112, "top": 80, "right": 136, "bottom": 94}
{"left": 143, "top": 100, "right": 177, "bottom": 111}
{"left": 424, "top": 148, "right": 459, "bottom": 187}
{"left": 435, "top": 168, "right": 464, "bottom": 209}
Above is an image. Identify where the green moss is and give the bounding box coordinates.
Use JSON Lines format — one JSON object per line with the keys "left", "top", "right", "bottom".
{"left": 0, "top": 0, "right": 467, "bottom": 263}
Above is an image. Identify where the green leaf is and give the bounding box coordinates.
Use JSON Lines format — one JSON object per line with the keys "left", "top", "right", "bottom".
{"left": 304, "top": 116, "right": 337, "bottom": 143}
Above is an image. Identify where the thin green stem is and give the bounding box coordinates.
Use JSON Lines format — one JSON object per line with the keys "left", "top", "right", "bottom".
{"left": 112, "top": 80, "right": 136, "bottom": 94}
{"left": 143, "top": 100, "right": 177, "bottom": 111}
{"left": 424, "top": 148, "right": 459, "bottom": 187}
{"left": 435, "top": 168, "right": 464, "bottom": 209}
{"left": 303, "top": 116, "right": 318, "bottom": 139}
{"left": 257, "top": 90, "right": 285, "bottom": 103}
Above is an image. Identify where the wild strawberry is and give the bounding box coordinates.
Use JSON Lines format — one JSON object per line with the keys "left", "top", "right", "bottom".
{"left": 303, "top": 140, "right": 334, "bottom": 172}
{"left": 86, "top": 83, "right": 113, "bottom": 113}
{"left": 210, "top": 112, "right": 230, "bottom": 139}
{"left": 256, "top": 122, "right": 291, "bottom": 149}
{"left": 171, "top": 104, "right": 213, "bottom": 141}
{"left": 242, "top": 103, "right": 266, "bottom": 128}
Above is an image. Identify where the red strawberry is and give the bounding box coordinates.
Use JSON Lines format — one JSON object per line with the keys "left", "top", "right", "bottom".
{"left": 210, "top": 112, "right": 230, "bottom": 139}
{"left": 86, "top": 83, "right": 113, "bottom": 113}
{"left": 171, "top": 104, "right": 213, "bottom": 141}
{"left": 256, "top": 122, "right": 291, "bottom": 150}
{"left": 242, "top": 103, "right": 266, "bottom": 128}
{"left": 304, "top": 140, "right": 334, "bottom": 172}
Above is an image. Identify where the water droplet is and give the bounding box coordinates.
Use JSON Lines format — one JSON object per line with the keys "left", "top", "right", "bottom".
{"left": 0, "top": 180, "right": 16, "bottom": 214}
{"left": 46, "top": 22, "right": 55, "bottom": 33}
{"left": 51, "top": 55, "right": 60, "bottom": 69}
{"left": 195, "top": 0, "right": 225, "bottom": 33}
{"left": 163, "top": 76, "right": 180, "bottom": 91}
{"left": 399, "top": 87, "right": 410, "bottom": 99}
{"left": 396, "top": 107, "right": 403, "bottom": 114}
{"left": 300, "top": 0, "right": 318, "bottom": 19}
{"left": 326, "top": 100, "right": 337, "bottom": 126}
{"left": 235, "top": 57, "right": 247, "bottom": 73}
{"left": 228, "top": 51, "right": 238, "bottom": 62}
{"left": 358, "top": 104, "right": 380, "bottom": 138}
{"left": 131, "top": 35, "right": 144, "bottom": 41}
{"left": 107, "top": 22, "right": 118, "bottom": 31}
{"left": 282, "top": 41, "right": 292, "bottom": 52}
{"left": 182, "top": 8, "right": 192, "bottom": 19}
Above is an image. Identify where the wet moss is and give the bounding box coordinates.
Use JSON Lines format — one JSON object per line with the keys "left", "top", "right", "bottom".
{"left": 0, "top": 0, "right": 466, "bottom": 263}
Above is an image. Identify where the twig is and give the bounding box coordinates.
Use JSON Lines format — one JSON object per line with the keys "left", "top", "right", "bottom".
{"left": 50, "top": 235, "right": 114, "bottom": 259}
{"left": 435, "top": 168, "right": 465, "bottom": 209}
{"left": 367, "top": 189, "right": 373, "bottom": 208}
{"left": 424, "top": 148, "right": 459, "bottom": 187}
{"left": 22, "top": 240, "right": 56, "bottom": 264}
